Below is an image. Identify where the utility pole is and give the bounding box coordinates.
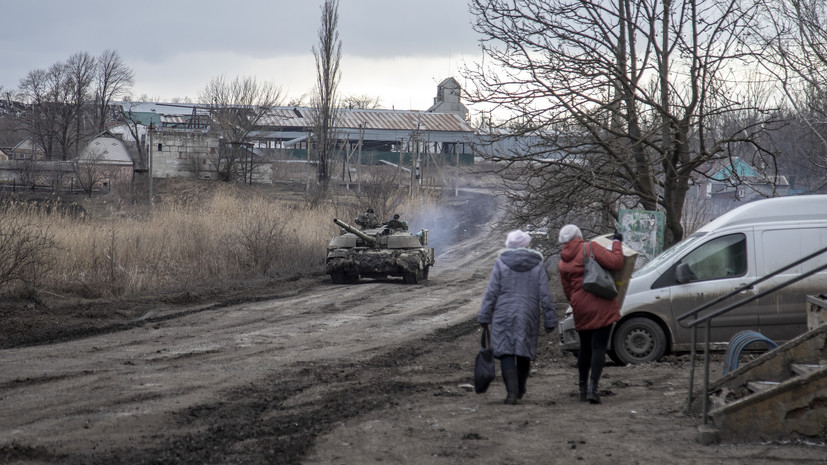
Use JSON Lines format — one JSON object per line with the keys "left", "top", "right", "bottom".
{"left": 409, "top": 120, "right": 423, "bottom": 196}
{"left": 148, "top": 122, "right": 154, "bottom": 212}
{"left": 455, "top": 144, "right": 459, "bottom": 197}
{"left": 306, "top": 130, "right": 311, "bottom": 193}
{"left": 342, "top": 138, "right": 348, "bottom": 188}
{"left": 396, "top": 138, "right": 404, "bottom": 189}
{"left": 408, "top": 136, "right": 414, "bottom": 196}
{"left": 357, "top": 122, "right": 364, "bottom": 194}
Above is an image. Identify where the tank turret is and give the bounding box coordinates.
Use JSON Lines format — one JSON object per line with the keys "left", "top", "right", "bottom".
{"left": 333, "top": 218, "right": 376, "bottom": 246}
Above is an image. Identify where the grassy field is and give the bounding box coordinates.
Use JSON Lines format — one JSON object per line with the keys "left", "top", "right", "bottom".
{"left": 0, "top": 172, "right": 469, "bottom": 301}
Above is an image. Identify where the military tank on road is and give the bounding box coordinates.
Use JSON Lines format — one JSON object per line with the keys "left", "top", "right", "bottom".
{"left": 326, "top": 218, "right": 435, "bottom": 284}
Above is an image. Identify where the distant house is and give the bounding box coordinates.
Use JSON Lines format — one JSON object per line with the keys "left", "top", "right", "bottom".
{"left": 693, "top": 157, "right": 790, "bottom": 217}
{"left": 78, "top": 132, "right": 133, "bottom": 165}
{"left": 9, "top": 137, "right": 45, "bottom": 160}
{"left": 0, "top": 147, "right": 8, "bottom": 161}
{"left": 707, "top": 157, "right": 788, "bottom": 196}
{"left": 76, "top": 132, "right": 134, "bottom": 187}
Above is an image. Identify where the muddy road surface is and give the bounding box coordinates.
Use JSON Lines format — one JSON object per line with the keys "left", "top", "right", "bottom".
{"left": 1, "top": 192, "right": 825, "bottom": 464}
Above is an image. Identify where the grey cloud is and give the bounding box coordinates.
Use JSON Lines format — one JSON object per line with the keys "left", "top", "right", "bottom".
{"left": 0, "top": 0, "right": 480, "bottom": 90}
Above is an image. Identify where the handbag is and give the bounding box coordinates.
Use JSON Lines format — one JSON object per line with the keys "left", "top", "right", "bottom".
{"left": 474, "top": 325, "right": 496, "bottom": 394}
{"left": 582, "top": 242, "right": 618, "bottom": 300}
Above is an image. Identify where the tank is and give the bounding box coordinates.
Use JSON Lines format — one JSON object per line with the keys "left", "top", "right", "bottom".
{"left": 326, "top": 218, "right": 435, "bottom": 284}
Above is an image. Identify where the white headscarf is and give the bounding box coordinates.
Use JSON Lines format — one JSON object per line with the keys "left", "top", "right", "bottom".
{"left": 558, "top": 224, "right": 583, "bottom": 244}
{"left": 505, "top": 229, "right": 532, "bottom": 249}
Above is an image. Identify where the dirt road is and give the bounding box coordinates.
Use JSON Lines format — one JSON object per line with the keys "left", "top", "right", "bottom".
{"left": 1, "top": 192, "right": 824, "bottom": 464}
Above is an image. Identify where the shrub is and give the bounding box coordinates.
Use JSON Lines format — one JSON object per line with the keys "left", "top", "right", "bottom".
{"left": 0, "top": 201, "right": 56, "bottom": 293}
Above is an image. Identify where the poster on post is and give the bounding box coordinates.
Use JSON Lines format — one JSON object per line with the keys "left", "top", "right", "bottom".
{"left": 618, "top": 209, "right": 665, "bottom": 268}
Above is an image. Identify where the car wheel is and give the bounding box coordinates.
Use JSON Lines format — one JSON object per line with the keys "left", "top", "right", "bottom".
{"left": 611, "top": 317, "right": 667, "bottom": 364}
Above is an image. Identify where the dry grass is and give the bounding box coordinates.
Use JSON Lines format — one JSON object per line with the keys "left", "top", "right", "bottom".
{"left": 0, "top": 183, "right": 356, "bottom": 299}
{"left": 1, "top": 165, "right": 484, "bottom": 300}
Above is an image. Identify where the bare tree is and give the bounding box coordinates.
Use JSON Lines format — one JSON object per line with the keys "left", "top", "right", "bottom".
{"left": 354, "top": 168, "right": 408, "bottom": 221}
{"left": 94, "top": 49, "right": 135, "bottom": 133}
{"left": 65, "top": 52, "right": 96, "bottom": 158}
{"left": 771, "top": 108, "right": 827, "bottom": 192}
{"left": 73, "top": 148, "right": 111, "bottom": 197}
{"left": 286, "top": 95, "right": 309, "bottom": 107}
{"left": 465, "top": 0, "right": 779, "bottom": 247}
{"left": 49, "top": 60, "right": 79, "bottom": 161}
{"left": 44, "top": 160, "right": 68, "bottom": 194}
{"left": 18, "top": 52, "right": 97, "bottom": 161}
{"left": 342, "top": 94, "right": 381, "bottom": 109}
{"left": 0, "top": 88, "right": 27, "bottom": 148}
{"left": 751, "top": 0, "right": 827, "bottom": 174}
{"left": 16, "top": 158, "right": 37, "bottom": 190}
{"left": 0, "top": 202, "right": 56, "bottom": 293}
{"left": 18, "top": 67, "right": 61, "bottom": 159}
{"left": 115, "top": 98, "right": 150, "bottom": 170}
{"left": 198, "top": 75, "right": 282, "bottom": 182}
{"left": 310, "top": 0, "right": 343, "bottom": 193}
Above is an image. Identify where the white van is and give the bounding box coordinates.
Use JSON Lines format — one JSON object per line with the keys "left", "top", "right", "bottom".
{"left": 557, "top": 195, "right": 827, "bottom": 364}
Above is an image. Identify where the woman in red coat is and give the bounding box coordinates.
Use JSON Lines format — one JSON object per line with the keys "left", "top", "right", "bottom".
{"left": 558, "top": 224, "right": 624, "bottom": 404}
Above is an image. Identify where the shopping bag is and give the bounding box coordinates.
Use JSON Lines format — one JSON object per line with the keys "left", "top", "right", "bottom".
{"left": 474, "top": 325, "right": 495, "bottom": 394}
{"left": 582, "top": 242, "right": 618, "bottom": 300}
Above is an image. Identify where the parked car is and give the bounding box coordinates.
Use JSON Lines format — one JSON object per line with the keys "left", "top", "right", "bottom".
{"left": 558, "top": 195, "right": 827, "bottom": 364}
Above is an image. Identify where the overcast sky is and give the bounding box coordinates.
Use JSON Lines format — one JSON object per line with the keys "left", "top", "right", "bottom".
{"left": 0, "top": 0, "right": 483, "bottom": 112}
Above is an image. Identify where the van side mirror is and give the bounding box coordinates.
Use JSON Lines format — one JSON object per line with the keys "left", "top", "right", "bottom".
{"left": 675, "top": 263, "right": 696, "bottom": 284}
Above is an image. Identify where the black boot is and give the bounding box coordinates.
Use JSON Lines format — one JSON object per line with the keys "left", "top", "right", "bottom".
{"left": 579, "top": 380, "right": 588, "bottom": 402}
{"left": 517, "top": 363, "right": 529, "bottom": 400}
{"left": 587, "top": 379, "right": 601, "bottom": 404}
{"left": 503, "top": 369, "right": 519, "bottom": 405}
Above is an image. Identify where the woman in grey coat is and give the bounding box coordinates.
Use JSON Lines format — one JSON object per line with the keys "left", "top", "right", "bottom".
{"left": 477, "top": 230, "right": 558, "bottom": 404}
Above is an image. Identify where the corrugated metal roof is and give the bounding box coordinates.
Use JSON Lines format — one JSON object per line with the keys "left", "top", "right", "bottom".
{"left": 118, "top": 102, "right": 210, "bottom": 116}
{"left": 161, "top": 115, "right": 190, "bottom": 125}
{"left": 258, "top": 107, "right": 474, "bottom": 133}
{"left": 115, "top": 102, "right": 475, "bottom": 133}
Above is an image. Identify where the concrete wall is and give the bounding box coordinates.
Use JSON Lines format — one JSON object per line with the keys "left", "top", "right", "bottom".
{"left": 151, "top": 131, "right": 219, "bottom": 180}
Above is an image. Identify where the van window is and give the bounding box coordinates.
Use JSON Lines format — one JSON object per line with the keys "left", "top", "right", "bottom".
{"left": 676, "top": 233, "right": 747, "bottom": 282}
{"left": 634, "top": 233, "right": 706, "bottom": 277}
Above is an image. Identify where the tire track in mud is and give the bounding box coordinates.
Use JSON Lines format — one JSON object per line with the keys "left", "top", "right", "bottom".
{"left": 75, "top": 321, "right": 482, "bottom": 465}
{"left": 45, "top": 236, "right": 496, "bottom": 463}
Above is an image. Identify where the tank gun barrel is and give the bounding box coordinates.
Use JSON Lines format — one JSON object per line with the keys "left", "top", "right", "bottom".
{"left": 333, "top": 218, "right": 376, "bottom": 245}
